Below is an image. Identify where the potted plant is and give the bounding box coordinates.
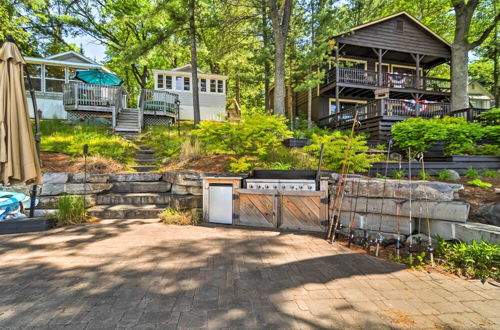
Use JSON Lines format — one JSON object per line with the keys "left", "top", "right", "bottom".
{"left": 283, "top": 130, "right": 310, "bottom": 148}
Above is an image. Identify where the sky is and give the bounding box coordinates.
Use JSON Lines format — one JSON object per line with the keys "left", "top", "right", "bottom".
{"left": 67, "top": 34, "right": 106, "bottom": 63}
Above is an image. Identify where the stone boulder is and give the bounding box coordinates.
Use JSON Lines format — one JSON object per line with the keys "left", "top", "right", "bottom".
{"left": 40, "top": 183, "right": 112, "bottom": 196}
{"left": 162, "top": 171, "right": 216, "bottom": 187}
{"left": 42, "top": 172, "right": 69, "bottom": 184}
{"left": 474, "top": 203, "right": 500, "bottom": 227}
{"left": 109, "top": 173, "right": 162, "bottom": 182}
{"left": 69, "top": 173, "right": 110, "bottom": 183}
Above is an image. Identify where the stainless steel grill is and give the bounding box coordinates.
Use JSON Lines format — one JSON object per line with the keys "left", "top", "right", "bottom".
{"left": 245, "top": 179, "right": 316, "bottom": 191}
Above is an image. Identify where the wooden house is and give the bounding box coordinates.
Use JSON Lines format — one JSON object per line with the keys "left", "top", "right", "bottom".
{"left": 295, "top": 12, "right": 463, "bottom": 141}
{"left": 153, "top": 65, "right": 228, "bottom": 121}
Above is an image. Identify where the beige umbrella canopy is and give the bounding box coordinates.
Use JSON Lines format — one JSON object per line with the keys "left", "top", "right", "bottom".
{"left": 0, "top": 40, "right": 42, "bottom": 184}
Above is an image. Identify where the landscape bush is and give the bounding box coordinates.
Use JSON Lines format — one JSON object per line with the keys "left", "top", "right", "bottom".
{"left": 434, "top": 236, "right": 499, "bottom": 280}
{"left": 159, "top": 208, "right": 194, "bottom": 225}
{"left": 194, "top": 113, "right": 292, "bottom": 157}
{"left": 40, "top": 120, "right": 137, "bottom": 163}
{"left": 141, "top": 125, "right": 184, "bottom": 162}
{"left": 391, "top": 117, "right": 485, "bottom": 156}
{"left": 303, "top": 131, "right": 381, "bottom": 173}
{"left": 54, "top": 195, "right": 89, "bottom": 226}
{"left": 466, "top": 168, "right": 480, "bottom": 179}
{"left": 436, "top": 169, "right": 456, "bottom": 180}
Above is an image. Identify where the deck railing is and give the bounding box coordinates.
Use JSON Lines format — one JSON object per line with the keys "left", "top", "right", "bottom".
{"left": 138, "top": 89, "right": 179, "bottom": 127}
{"left": 319, "top": 98, "right": 453, "bottom": 127}
{"left": 63, "top": 83, "right": 123, "bottom": 109}
{"left": 322, "top": 67, "right": 451, "bottom": 93}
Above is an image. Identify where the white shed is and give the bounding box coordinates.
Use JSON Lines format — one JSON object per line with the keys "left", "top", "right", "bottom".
{"left": 152, "top": 65, "right": 228, "bottom": 121}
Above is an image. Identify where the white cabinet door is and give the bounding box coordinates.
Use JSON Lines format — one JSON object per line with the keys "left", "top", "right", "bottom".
{"left": 208, "top": 185, "right": 233, "bottom": 224}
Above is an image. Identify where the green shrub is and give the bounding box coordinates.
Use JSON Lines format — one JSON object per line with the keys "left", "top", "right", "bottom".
{"left": 141, "top": 126, "right": 184, "bottom": 162}
{"left": 159, "top": 208, "right": 194, "bottom": 225}
{"left": 419, "top": 170, "right": 430, "bottom": 180}
{"left": 375, "top": 144, "right": 386, "bottom": 151}
{"left": 466, "top": 168, "right": 480, "bottom": 179}
{"left": 195, "top": 113, "right": 291, "bottom": 157}
{"left": 436, "top": 169, "right": 455, "bottom": 180}
{"left": 467, "top": 179, "right": 492, "bottom": 188}
{"left": 482, "top": 170, "right": 499, "bottom": 178}
{"left": 229, "top": 157, "right": 254, "bottom": 173}
{"left": 392, "top": 117, "right": 485, "bottom": 156}
{"left": 392, "top": 169, "right": 405, "bottom": 179}
{"left": 455, "top": 144, "right": 500, "bottom": 156}
{"left": 480, "top": 108, "right": 500, "bottom": 125}
{"left": 434, "top": 236, "right": 500, "bottom": 280}
{"left": 303, "top": 132, "right": 380, "bottom": 173}
{"left": 54, "top": 195, "right": 89, "bottom": 226}
{"left": 260, "top": 146, "right": 315, "bottom": 171}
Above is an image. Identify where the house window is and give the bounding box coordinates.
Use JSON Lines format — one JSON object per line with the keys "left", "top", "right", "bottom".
{"left": 157, "top": 74, "right": 164, "bottom": 89}
{"left": 329, "top": 98, "right": 367, "bottom": 114}
{"left": 23, "top": 64, "right": 42, "bottom": 92}
{"left": 395, "top": 20, "right": 404, "bottom": 33}
{"left": 45, "top": 65, "right": 65, "bottom": 93}
{"left": 200, "top": 79, "right": 207, "bottom": 92}
{"left": 217, "top": 80, "right": 224, "bottom": 93}
{"left": 176, "top": 76, "right": 183, "bottom": 90}
{"left": 184, "top": 77, "right": 190, "bottom": 91}
{"left": 165, "top": 76, "right": 172, "bottom": 89}
{"left": 210, "top": 79, "right": 217, "bottom": 93}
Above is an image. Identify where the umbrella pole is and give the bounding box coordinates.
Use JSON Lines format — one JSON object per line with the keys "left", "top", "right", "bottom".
{"left": 9, "top": 35, "right": 42, "bottom": 218}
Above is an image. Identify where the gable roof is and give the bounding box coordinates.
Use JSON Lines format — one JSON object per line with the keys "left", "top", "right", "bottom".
{"left": 46, "top": 50, "right": 100, "bottom": 65}
{"left": 335, "top": 11, "right": 451, "bottom": 47}
{"left": 468, "top": 81, "right": 494, "bottom": 98}
{"left": 152, "top": 64, "right": 228, "bottom": 79}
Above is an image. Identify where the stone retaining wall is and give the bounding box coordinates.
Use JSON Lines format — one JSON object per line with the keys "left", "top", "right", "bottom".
{"left": 329, "top": 174, "right": 470, "bottom": 239}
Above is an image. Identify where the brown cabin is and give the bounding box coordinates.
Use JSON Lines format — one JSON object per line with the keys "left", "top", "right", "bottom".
{"left": 292, "top": 12, "right": 470, "bottom": 142}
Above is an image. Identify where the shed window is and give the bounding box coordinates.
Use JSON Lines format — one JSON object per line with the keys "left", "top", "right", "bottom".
{"left": 200, "top": 78, "right": 207, "bottom": 92}
{"left": 165, "top": 76, "right": 172, "bottom": 89}
{"left": 184, "top": 77, "right": 190, "bottom": 91}
{"left": 176, "top": 76, "right": 183, "bottom": 90}
{"left": 217, "top": 80, "right": 224, "bottom": 93}
{"left": 157, "top": 74, "right": 164, "bottom": 89}
{"left": 395, "top": 20, "right": 404, "bottom": 33}
{"left": 45, "top": 65, "right": 65, "bottom": 93}
{"left": 210, "top": 79, "right": 217, "bottom": 93}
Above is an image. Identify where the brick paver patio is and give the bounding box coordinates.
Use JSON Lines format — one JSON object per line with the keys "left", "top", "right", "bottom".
{"left": 0, "top": 219, "right": 498, "bottom": 329}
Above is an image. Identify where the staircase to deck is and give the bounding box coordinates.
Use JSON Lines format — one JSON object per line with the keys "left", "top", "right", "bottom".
{"left": 115, "top": 108, "right": 140, "bottom": 133}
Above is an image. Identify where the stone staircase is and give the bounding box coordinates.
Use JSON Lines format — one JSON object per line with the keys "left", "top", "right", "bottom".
{"left": 115, "top": 108, "right": 140, "bottom": 133}
{"left": 131, "top": 144, "right": 157, "bottom": 172}
{"left": 87, "top": 177, "right": 201, "bottom": 219}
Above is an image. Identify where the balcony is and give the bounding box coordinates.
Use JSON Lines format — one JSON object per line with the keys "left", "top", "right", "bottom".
{"left": 322, "top": 67, "right": 451, "bottom": 93}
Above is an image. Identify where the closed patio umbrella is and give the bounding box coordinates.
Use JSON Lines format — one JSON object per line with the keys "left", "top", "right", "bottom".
{"left": 0, "top": 38, "right": 42, "bottom": 185}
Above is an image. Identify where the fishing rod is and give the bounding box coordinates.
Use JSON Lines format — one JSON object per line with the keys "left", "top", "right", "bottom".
{"left": 419, "top": 152, "right": 434, "bottom": 265}
{"left": 327, "top": 111, "right": 360, "bottom": 242}
{"left": 375, "top": 140, "right": 393, "bottom": 257}
{"left": 347, "top": 175, "right": 363, "bottom": 248}
{"left": 408, "top": 147, "right": 416, "bottom": 260}
{"left": 361, "top": 167, "right": 372, "bottom": 252}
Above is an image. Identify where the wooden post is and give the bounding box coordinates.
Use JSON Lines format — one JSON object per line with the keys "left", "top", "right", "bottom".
{"left": 335, "top": 44, "right": 340, "bottom": 116}
{"left": 288, "top": 84, "right": 293, "bottom": 129}
{"left": 378, "top": 49, "right": 383, "bottom": 86}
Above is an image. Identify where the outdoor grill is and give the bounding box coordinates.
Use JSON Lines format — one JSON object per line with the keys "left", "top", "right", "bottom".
{"left": 245, "top": 179, "right": 316, "bottom": 191}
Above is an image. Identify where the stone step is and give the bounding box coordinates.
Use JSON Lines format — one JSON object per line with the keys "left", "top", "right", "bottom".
{"left": 88, "top": 204, "right": 166, "bottom": 219}
{"left": 136, "top": 149, "right": 155, "bottom": 154}
{"left": 135, "top": 159, "right": 155, "bottom": 165}
{"left": 96, "top": 193, "right": 201, "bottom": 208}
{"left": 110, "top": 181, "right": 169, "bottom": 193}
{"left": 115, "top": 128, "right": 140, "bottom": 133}
{"left": 135, "top": 153, "right": 155, "bottom": 160}
{"left": 130, "top": 165, "right": 157, "bottom": 172}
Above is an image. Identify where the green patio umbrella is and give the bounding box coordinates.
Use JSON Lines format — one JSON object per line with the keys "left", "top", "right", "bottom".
{"left": 73, "top": 70, "right": 123, "bottom": 86}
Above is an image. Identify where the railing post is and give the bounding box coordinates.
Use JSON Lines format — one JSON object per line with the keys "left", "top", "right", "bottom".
{"left": 74, "top": 83, "right": 78, "bottom": 106}
{"left": 379, "top": 98, "right": 385, "bottom": 116}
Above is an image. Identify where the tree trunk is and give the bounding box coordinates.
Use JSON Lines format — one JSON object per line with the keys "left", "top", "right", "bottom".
{"left": 451, "top": 41, "right": 469, "bottom": 110}
{"left": 273, "top": 35, "right": 287, "bottom": 115}
{"left": 268, "top": 0, "right": 293, "bottom": 116}
{"left": 262, "top": 1, "right": 271, "bottom": 111}
{"left": 235, "top": 75, "right": 241, "bottom": 106}
{"left": 307, "top": 87, "right": 312, "bottom": 129}
{"left": 189, "top": 0, "right": 201, "bottom": 126}
{"left": 494, "top": 24, "right": 499, "bottom": 108}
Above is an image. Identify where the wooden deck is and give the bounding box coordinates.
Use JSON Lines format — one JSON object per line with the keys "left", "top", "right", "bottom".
{"left": 321, "top": 67, "right": 451, "bottom": 95}
{"left": 319, "top": 99, "right": 487, "bottom": 142}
